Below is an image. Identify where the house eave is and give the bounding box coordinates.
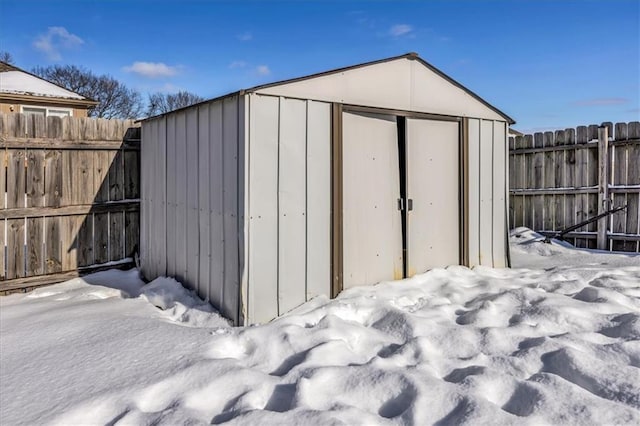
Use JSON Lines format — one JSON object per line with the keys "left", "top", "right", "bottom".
{"left": 0, "top": 93, "right": 98, "bottom": 108}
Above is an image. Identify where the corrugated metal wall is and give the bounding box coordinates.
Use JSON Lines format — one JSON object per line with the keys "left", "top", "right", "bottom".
{"left": 467, "top": 118, "right": 508, "bottom": 267}
{"left": 141, "top": 95, "right": 244, "bottom": 324}
{"left": 246, "top": 94, "right": 332, "bottom": 323}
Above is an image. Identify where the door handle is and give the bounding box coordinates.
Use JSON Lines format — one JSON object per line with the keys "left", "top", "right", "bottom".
{"left": 407, "top": 199, "right": 413, "bottom": 211}
{"left": 397, "top": 198, "right": 404, "bottom": 211}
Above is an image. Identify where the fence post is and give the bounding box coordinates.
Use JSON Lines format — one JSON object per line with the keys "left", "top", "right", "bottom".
{"left": 597, "top": 125, "right": 610, "bottom": 250}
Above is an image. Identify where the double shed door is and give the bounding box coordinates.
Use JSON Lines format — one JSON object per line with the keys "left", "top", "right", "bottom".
{"left": 342, "top": 110, "right": 460, "bottom": 289}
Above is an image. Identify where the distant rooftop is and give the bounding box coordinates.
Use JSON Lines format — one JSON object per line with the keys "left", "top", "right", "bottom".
{"left": 0, "top": 61, "right": 91, "bottom": 101}
{"left": 0, "top": 62, "right": 19, "bottom": 73}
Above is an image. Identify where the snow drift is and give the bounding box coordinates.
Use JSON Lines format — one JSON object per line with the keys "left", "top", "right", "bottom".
{"left": 1, "top": 228, "right": 639, "bottom": 425}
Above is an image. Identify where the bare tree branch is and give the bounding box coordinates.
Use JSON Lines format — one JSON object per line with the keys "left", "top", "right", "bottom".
{"left": 147, "top": 91, "right": 205, "bottom": 116}
{"left": 32, "top": 64, "right": 144, "bottom": 119}
{"left": 0, "top": 51, "right": 14, "bottom": 64}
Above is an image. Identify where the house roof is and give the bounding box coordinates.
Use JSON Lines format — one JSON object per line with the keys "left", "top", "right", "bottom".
{"left": 0, "top": 61, "right": 97, "bottom": 105}
{"left": 141, "top": 53, "right": 515, "bottom": 124}
{"left": 0, "top": 62, "right": 19, "bottom": 72}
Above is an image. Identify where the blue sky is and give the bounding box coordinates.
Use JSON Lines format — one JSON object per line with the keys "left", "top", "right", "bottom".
{"left": 1, "top": 0, "right": 638, "bottom": 131}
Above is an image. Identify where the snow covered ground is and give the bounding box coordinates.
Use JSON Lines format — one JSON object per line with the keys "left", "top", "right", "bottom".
{"left": 1, "top": 228, "right": 639, "bottom": 425}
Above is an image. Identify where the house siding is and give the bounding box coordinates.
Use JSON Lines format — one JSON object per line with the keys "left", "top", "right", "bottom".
{"left": 0, "top": 101, "right": 90, "bottom": 117}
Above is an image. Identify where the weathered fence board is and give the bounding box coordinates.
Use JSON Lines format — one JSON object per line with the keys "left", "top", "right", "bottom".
{"left": 7, "top": 219, "right": 24, "bottom": 279}
{"left": 7, "top": 149, "right": 25, "bottom": 209}
{"left": 26, "top": 150, "right": 46, "bottom": 207}
{"left": 109, "top": 151, "right": 125, "bottom": 201}
{"left": 626, "top": 124, "right": 640, "bottom": 252}
{"left": 45, "top": 216, "right": 62, "bottom": 274}
{"left": 95, "top": 151, "right": 111, "bottom": 203}
{"left": 510, "top": 120, "right": 640, "bottom": 253}
{"left": 27, "top": 217, "right": 43, "bottom": 276}
{"left": 94, "top": 213, "right": 110, "bottom": 264}
{"left": 1, "top": 113, "right": 140, "bottom": 290}
{"left": 124, "top": 151, "right": 140, "bottom": 199}
{"left": 109, "top": 211, "right": 125, "bottom": 262}
{"left": 77, "top": 215, "right": 94, "bottom": 267}
{"left": 44, "top": 150, "right": 62, "bottom": 207}
{"left": 125, "top": 211, "right": 139, "bottom": 258}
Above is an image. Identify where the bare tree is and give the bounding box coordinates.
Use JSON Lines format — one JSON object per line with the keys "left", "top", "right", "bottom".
{"left": 147, "top": 91, "right": 205, "bottom": 116}
{"left": 0, "top": 51, "right": 14, "bottom": 64}
{"left": 32, "top": 65, "right": 144, "bottom": 119}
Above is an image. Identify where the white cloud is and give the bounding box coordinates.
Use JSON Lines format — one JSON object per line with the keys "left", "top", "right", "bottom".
{"left": 123, "top": 61, "right": 180, "bottom": 78}
{"left": 229, "top": 61, "right": 247, "bottom": 69}
{"left": 237, "top": 32, "right": 252, "bottom": 41}
{"left": 256, "top": 65, "right": 270, "bottom": 76}
{"left": 389, "top": 24, "right": 413, "bottom": 37}
{"left": 33, "top": 26, "right": 84, "bottom": 61}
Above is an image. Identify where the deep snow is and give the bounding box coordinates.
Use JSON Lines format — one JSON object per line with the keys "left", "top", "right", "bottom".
{"left": 1, "top": 228, "right": 639, "bottom": 425}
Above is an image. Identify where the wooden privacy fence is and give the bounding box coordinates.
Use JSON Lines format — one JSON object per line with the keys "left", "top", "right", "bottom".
{"left": 0, "top": 113, "right": 140, "bottom": 291}
{"left": 509, "top": 121, "right": 640, "bottom": 252}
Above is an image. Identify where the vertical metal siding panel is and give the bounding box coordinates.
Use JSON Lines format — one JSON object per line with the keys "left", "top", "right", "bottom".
{"left": 146, "top": 122, "right": 158, "bottom": 279}
{"left": 248, "top": 95, "right": 279, "bottom": 323}
{"left": 198, "top": 105, "right": 212, "bottom": 298}
{"left": 186, "top": 109, "right": 200, "bottom": 290}
{"left": 479, "top": 120, "right": 494, "bottom": 266}
{"left": 209, "top": 102, "right": 225, "bottom": 309}
{"left": 305, "top": 100, "right": 331, "bottom": 300}
{"left": 157, "top": 117, "right": 168, "bottom": 276}
{"left": 151, "top": 119, "right": 161, "bottom": 278}
{"left": 278, "top": 98, "right": 307, "bottom": 314}
{"left": 492, "top": 121, "right": 507, "bottom": 267}
{"left": 175, "top": 112, "right": 188, "bottom": 283}
{"left": 148, "top": 120, "right": 159, "bottom": 279}
{"left": 165, "top": 114, "right": 177, "bottom": 278}
{"left": 145, "top": 120, "right": 156, "bottom": 279}
{"left": 468, "top": 119, "right": 481, "bottom": 267}
{"left": 223, "top": 96, "right": 240, "bottom": 324}
{"left": 140, "top": 122, "right": 151, "bottom": 278}
{"left": 238, "top": 95, "right": 248, "bottom": 325}
{"left": 146, "top": 119, "right": 158, "bottom": 279}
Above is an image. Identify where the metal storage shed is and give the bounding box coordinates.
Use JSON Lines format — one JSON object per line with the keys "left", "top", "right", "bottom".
{"left": 140, "top": 52, "right": 515, "bottom": 325}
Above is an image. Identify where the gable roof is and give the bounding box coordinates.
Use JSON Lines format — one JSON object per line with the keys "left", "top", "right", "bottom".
{"left": 250, "top": 52, "right": 515, "bottom": 124}
{"left": 142, "top": 53, "right": 514, "bottom": 124}
{"left": 0, "top": 61, "right": 97, "bottom": 105}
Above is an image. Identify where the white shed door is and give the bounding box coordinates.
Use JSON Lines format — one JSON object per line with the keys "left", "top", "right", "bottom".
{"left": 342, "top": 111, "right": 403, "bottom": 288}
{"left": 406, "top": 118, "right": 460, "bottom": 275}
